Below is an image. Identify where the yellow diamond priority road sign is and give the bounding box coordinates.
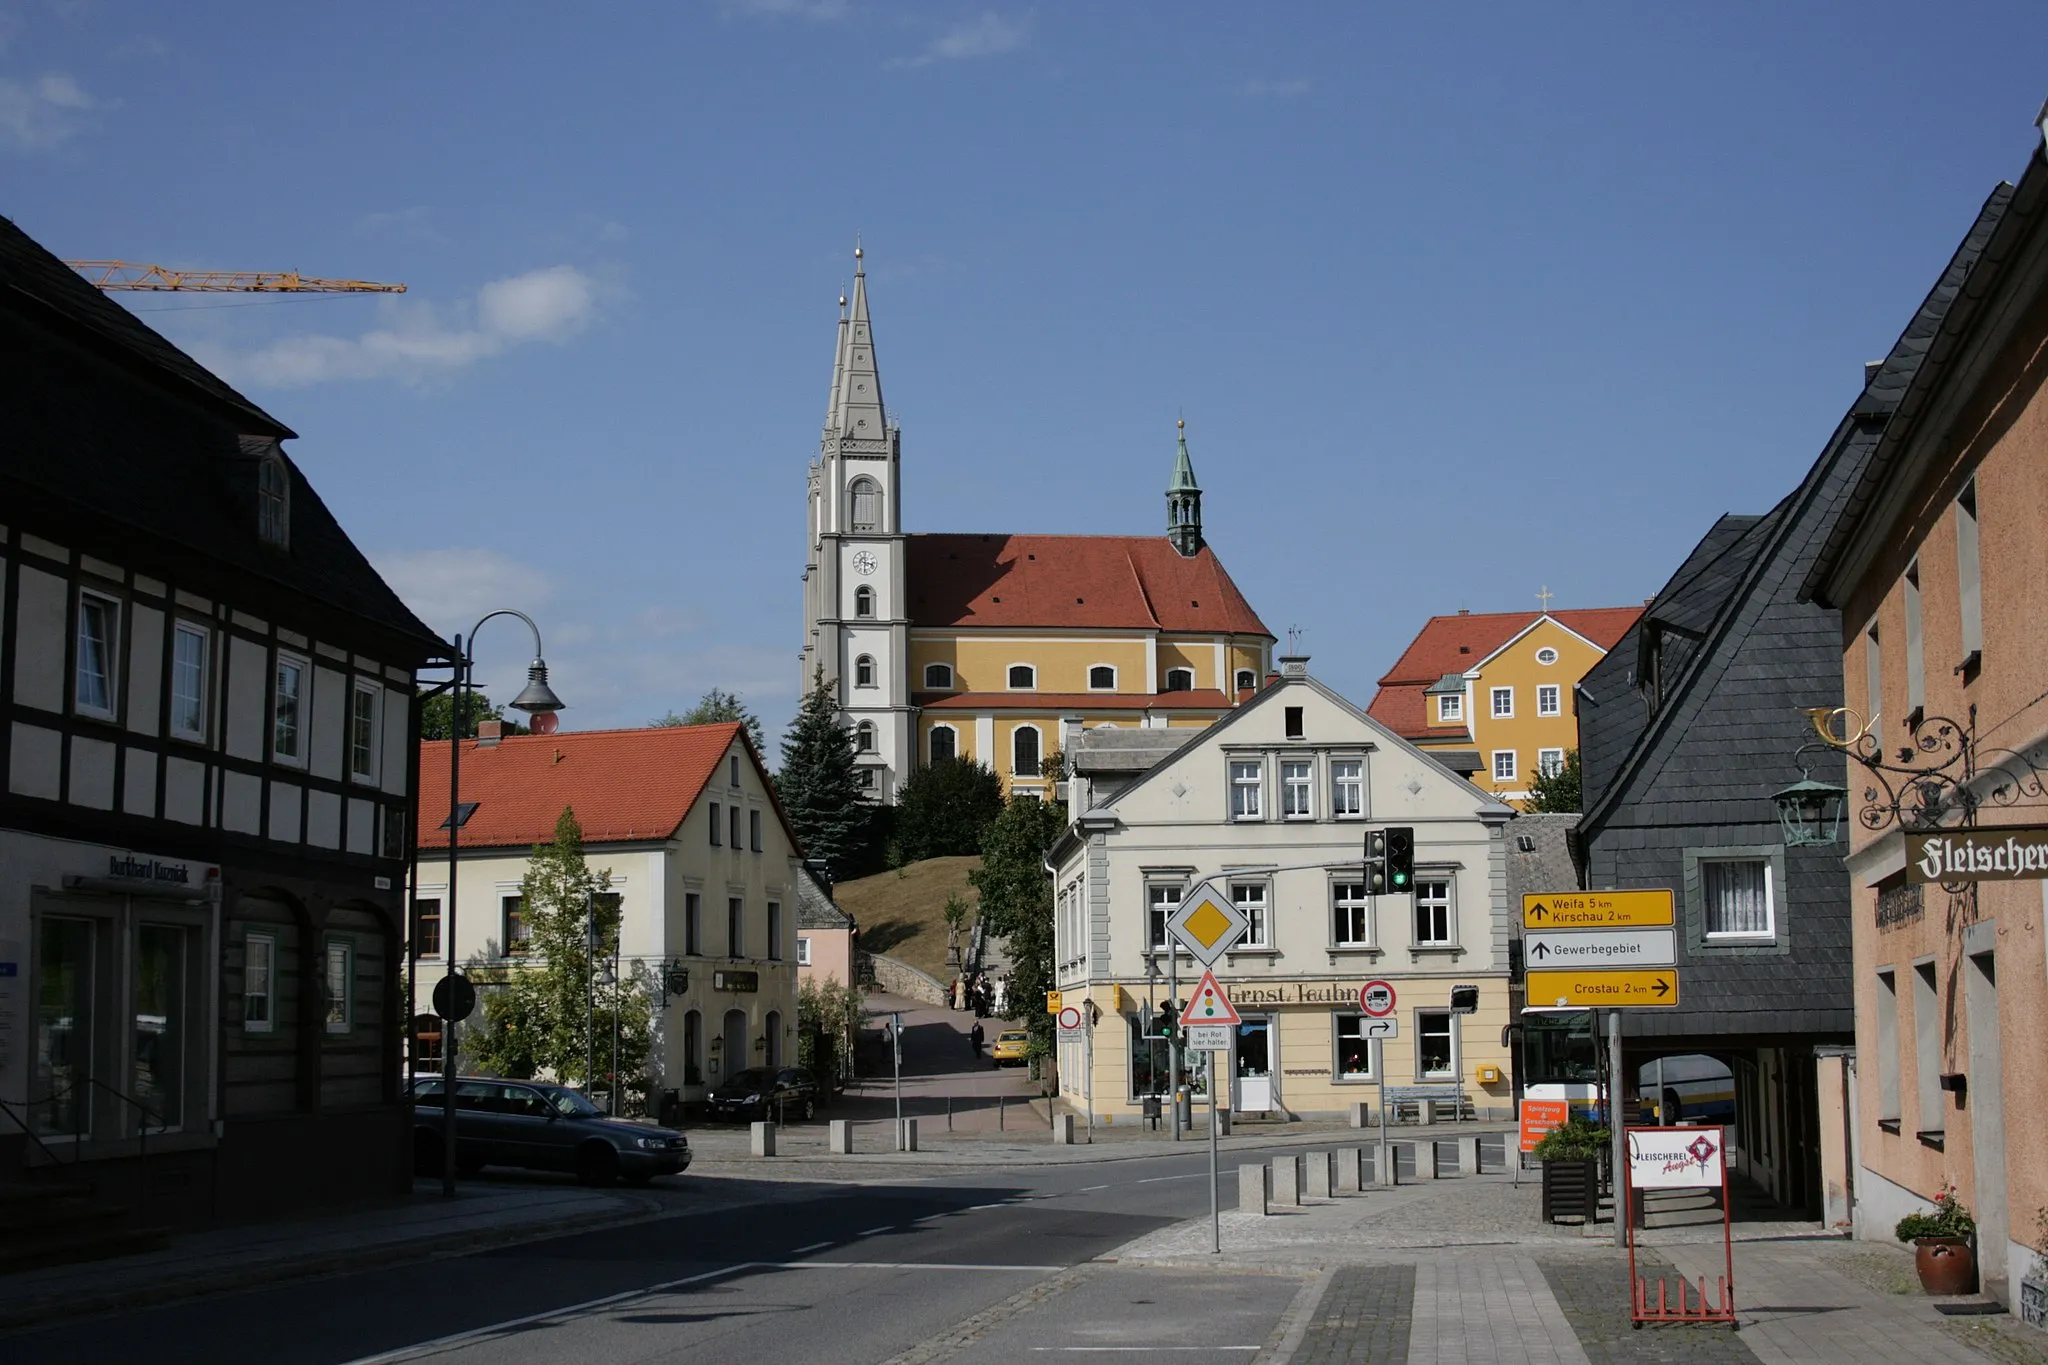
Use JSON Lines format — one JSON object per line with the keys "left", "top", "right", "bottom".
{"left": 1167, "top": 879, "right": 1250, "bottom": 966}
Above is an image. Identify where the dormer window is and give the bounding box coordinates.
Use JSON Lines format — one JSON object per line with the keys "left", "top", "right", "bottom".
{"left": 1164, "top": 667, "right": 1194, "bottom": 692}
{"left": 257, "top": 450, "right": 290, "bottom": 549}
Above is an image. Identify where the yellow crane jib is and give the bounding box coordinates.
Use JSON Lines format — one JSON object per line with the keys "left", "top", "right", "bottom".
{"left": 64, "top": 261, "right": 407, "bottom": 294}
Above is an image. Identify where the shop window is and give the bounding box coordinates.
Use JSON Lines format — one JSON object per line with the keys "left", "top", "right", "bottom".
{"left": 1417, "top": 1009, "right": 1455, "bottom": 1079}
{"left": 1333, "top": 1014, "right": 1377, "bottom": 1081}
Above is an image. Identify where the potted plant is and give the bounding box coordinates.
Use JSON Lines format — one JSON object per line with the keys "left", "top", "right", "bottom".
{"left": 1533, "top": 1117, "right": 1608, "bottom": 1224}
{"left": 1895, "top": 1184, "right": 1976, "bottom": 1296}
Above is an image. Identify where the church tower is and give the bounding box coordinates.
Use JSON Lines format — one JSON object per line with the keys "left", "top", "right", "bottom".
{"left": 800, "top": 246, "right": 912, "bottom": 800}
{"left": 1166, "top": 419, "right": 1204, "bottom": 557}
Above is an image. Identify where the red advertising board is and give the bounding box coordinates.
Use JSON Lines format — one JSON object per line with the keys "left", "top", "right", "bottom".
{"left": 1518, "top": 1099, "right": 1569, "bottom": 1153}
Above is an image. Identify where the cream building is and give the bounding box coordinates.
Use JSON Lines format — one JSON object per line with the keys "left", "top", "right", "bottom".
{"left": 798, "top": 248, "right": 1275, "bottom": 800}
{"left": 413, "top": 721, "right": 802, "bottom": 1107}
{"left": 1049, "top": 658, "right": 1517, "bottom": 1122}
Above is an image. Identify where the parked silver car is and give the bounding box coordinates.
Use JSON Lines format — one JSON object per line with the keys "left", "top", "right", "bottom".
{"left": 409, "top": 1077, "right": 690, "bottom": 1186}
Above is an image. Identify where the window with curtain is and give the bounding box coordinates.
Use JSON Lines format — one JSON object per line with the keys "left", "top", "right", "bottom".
{"left": 1230, "top": 761, "right": 1262, "bottom": 819}
{"left": 1330, "top": 759, "right": 1363, "bottom": 817}
{"left": 1702, "top": 859, "right": 1772, "bottom": 937}
{"left": 1146, "top": 882, "right": 1184, "bottom": 951}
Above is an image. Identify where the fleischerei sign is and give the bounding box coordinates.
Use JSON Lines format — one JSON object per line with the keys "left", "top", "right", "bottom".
{"left": 1625, "top": 1126, "right": 1724, "bottom": 1189}
{"left": 1907, "top": 825, "right": 2048, "bottom": 884}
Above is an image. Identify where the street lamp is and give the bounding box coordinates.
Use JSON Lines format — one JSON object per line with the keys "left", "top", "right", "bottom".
{"left": 438, "top": 610, "right": 563, "bottom": 1197}
{"left": 1771, "top": 773, "right": 1849, "bottom": 848}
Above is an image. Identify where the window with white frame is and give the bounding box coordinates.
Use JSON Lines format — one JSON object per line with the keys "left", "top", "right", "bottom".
{"left": 854, "top": 586, "right": 875, "bottom": 619}
{"left": 1490, "top": 686, "right": 1513, "bottom": 718}
{"left": 1147, "top": 882, "right": 1185, "bottom": 952}
{"left": 1535, "top": 646, "right": 1559, "bottom": 665}
{"left": 1164, "top": 667, "right": 1194, "bottom": 691}
{"left": 1414, "top": 878, "right": 1453, "bottom": 945}
{"left": 1537, "top": 748, "right": 1565, "bottom": 778}
{"left": 1492, "top": 750, "right": 1517, "bottom": 781}
{"left": 349, "top": 681, "right": 379, "bottom": 781}
{"left": 1235, "top": 668, "right": 1256, "bottom": 692}
{"left": 502, "top": 895, "right": 528, "bottom": 954}
{"left": 924, "top": 662, "right": 954, "bottom": 689}
{"left": 168, "top": 622, "right": 210, "bottom": 742}
{"left": 856, "top": 721, "right": 876, "bottom": 753}
{"left": 1331, "top": 882, "right": 1372, "bottom": 946}
{"left": 1330, "top": 759, "right": 1363, "bottom": 818}
{"left": 1008, "top": 664, "right": 1035, "bottom": 690}
{"left": 929, "top": 725, "right": 957, "bottom": 763}
{"left": 273, "top": 654, "right": 306, "bottom": 764}
{"left": 849, "top": 477, "right": 882, "bottom": 532}
{"left": 1012, "top": 725, "right": 1041, "bottom": 777}
{"left": 1333, "top": 1014, "right": 1377, "bottom": 1080}
{"left": 1416, "top": 1009, "right": 1455, "bottom": 1078}
{"left": 75, "top": 591, "right": 120, "bottom": 719}
{"left": 855, "top": 655, "right": 876, "bottom": 687}
{"left": 1282, "top": 760, "right": 1313, "bottom": 819}
{"left": 797, "top": 936, "right": 812, "bottom": 966}
{"left": 1537, "top": 684, "right": 1561, "bottom": 716}
{"left": 244, "top": 931, "right": 276, "bottom": 1033}
{"left": 1232, "top": 882, "right": 1269, "bottom": 948}
{"left": 1229, "top": 760, "right": 1263, "bottom": 820}
{"left": 1702, "top": 859, "right": 1772, "bottom": 938}
{"left": 1089, "top": 665, "right": 1116, "bottom": 690}
{"left": 324, "top": 938, "right": 353, "bottom": 1034}
{"left": 1438, "top": 693, "right": 1462, "bottom": 722}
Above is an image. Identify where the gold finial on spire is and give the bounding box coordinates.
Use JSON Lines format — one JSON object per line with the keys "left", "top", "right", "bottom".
{"left": 1177, "top": 417, "right": 1185, "bottom": 430}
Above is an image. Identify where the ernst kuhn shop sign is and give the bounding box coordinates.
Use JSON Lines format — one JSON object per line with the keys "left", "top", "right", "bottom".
{"left": 1907, "top": 826, "right": 2048, "bottom": 884}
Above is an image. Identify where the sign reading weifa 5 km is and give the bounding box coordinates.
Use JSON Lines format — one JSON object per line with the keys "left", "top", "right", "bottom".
{"left": 1522, "top": 890, "right": 1674, "bottom": 930}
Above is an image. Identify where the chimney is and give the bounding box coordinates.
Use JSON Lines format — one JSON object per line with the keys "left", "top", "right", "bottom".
{"left": 1263, "top": 671, "right": 1282, "bottom": 690}
{"left": 1237, "top": 685, "right": 1255, "bottom": 704}
{"left": 477, "top": 719, "right": 506, "bottom": 747}
{"left": 1278, "top": 655, "right": 1309, "bottom": 681}
{"left": 1457, "top": 608, "right": 1470, "bottom": 616}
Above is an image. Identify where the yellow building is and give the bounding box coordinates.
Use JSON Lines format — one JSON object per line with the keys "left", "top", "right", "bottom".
{"left": 799, "top": 249, "right": 1274, "bottom": 798}
{"left": 1368, "top": 607, "right": 1641, "bottom": 804}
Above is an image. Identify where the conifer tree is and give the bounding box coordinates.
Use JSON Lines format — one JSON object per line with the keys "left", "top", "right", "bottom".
{"left": 777, "top": 667, "right": 868, "bottom": 878}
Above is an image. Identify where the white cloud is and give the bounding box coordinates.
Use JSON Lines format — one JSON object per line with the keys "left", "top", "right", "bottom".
{"left": 1243, "top": 77, "right": 1312, "bottom": 98}
{"left": 209, "top": 264, "right": 599, "bottom": 389}
{"left": 0, "top": 70, "right": 95, "bottom": 151}
{"left": 371, "top": 547, "right": 557, "bottom": 637}
{"left": 894, "top": 10, "right": 1026, "bottom": 68}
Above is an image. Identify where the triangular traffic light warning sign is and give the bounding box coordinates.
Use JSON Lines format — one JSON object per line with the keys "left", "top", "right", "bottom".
{"left": 1186, "top": 969, "right": 1242, "bottom": 1027}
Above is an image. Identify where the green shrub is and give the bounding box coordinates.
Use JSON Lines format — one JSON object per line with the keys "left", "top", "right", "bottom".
{"left": 1530, "top": 1116, "right": 1609, "bottom": 1161}
{"left": 1895, "top": 1185, "right": 1974, "bottom": 1242}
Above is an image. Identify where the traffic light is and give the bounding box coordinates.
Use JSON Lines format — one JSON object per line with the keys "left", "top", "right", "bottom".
{"left": 1159, "top": 999, "right": 1180, "bottom": 1043}
{"left": 1363, "top": 829, "right": 1389, "bottom": 895}
{"left": 1386, "top": 826, "right": 1415, "bottom": 893}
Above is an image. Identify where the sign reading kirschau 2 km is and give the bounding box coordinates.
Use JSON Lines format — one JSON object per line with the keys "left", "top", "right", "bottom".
{"left": 1521, "top": 890, "right": 1675, "bottom": 929}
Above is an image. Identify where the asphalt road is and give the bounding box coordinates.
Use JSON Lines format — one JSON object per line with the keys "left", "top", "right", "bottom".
{"left": 12, "top": 1145, "right": 1303, "bottom": 1365}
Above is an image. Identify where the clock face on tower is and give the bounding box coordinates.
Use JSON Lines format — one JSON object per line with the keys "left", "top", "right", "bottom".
{"left": 852, "top": 550, "right": 878, "bottom": 576}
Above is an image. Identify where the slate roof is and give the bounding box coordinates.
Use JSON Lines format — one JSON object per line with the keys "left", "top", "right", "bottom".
{"left": 1504, "top": 813, "right": 1580, "bottom": 907}
{"left": 418, "top": 723, "right": 801, "bottom": 853}
{"left": 905, "top": 533, "right": 1270, "bottom": 637}
{"left": 796, "top": 865, "right": 854, "bottom": 930}
{"left": 1069, "top": 727, "right": 1192, "bottom": 774}
{"left": 0, "top": 214, "right": 445, "bottom": 659}
{"left": 1367, "top": 607, "right": 1641, "bottom": 739}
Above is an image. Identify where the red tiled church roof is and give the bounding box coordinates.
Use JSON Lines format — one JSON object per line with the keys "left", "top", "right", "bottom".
{"left": 418, "top": 722, "right": 780, "bottom": 852}
{"left": 1366, "top": 608, "right": 1642, "bottom": 740}
{"left": 906, "top": 534, "right": 1271, "bottom": 637}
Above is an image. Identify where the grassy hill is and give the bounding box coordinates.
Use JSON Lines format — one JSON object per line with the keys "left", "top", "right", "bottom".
{"left": 834, "top": 855, "right": 980, "bottom": 983}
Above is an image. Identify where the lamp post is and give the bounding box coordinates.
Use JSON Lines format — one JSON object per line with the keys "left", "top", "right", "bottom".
{"left": 438, "top": 610, "right": 564, "bottom": 1197}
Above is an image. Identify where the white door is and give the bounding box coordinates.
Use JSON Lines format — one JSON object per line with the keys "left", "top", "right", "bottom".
{"left": 1233, "top": 1017, "right": 1272, "bottom": 1112}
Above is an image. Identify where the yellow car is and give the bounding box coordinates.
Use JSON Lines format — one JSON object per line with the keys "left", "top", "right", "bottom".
{"left": 991, "top": 1029, "right": 1031, "bottom": 1066}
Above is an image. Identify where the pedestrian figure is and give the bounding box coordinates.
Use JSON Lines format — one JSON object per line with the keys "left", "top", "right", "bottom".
{"left": 969, "top": 1022, "right": 984, "bottom": 1056}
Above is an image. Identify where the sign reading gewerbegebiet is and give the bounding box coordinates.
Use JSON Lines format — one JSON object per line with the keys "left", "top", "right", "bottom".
{"left": 1907, "top": 826, "right": 2048, "bottom": 884}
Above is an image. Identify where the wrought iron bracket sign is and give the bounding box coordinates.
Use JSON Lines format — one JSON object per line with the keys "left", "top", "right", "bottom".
{"left": 1785, "top": 704, "right": 2048, "bottom": 841}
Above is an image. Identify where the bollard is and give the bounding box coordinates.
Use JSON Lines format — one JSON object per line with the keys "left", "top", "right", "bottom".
{"left": 897, "top": 1117, "right": 920, "bottom": 1152}
{"left": 1305, "top": 1150, "right": 1336, "bottom": 1199}
{"left": 1272, "top": 1153, "right": 1304, "bottom": 1206}
{"left": 1238, "top": 1160, "right": 1271, "bottom": 1216}
{"left": 1457, "top": 1135, "right": 1482, "bottom": 1177}
{"left": 947, "top": 1095, "right": 954, "bottom": 1133}
{"left": 1410, "top": 1139, "right": 1438, "bottom": 1180}
{"left": 1214, "top": 1108, "right": 1232, "bottom": 1137}
{"left": 998, "top": 1095, "right": 1006, "bottom": 1131}
{"left": 751, "top": 1120, "right": 776, "bottom": 1158}
{"left": 1052, "top": 1113, "right": 1075, "bottom": 1145}
{"left": 829, "top": 1119, "right": 855, "bottom": 1154}
{"left": 1336, "top": 1146, "right": 1364, "bottom": 1194}
{"left": 1350, "top": 1101, "right": 1374, "bottom": 1129}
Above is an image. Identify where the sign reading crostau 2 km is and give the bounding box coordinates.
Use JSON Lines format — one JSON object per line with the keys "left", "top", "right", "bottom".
{"left": 1525, "top": 967, "right": 1678, "bottom": 1009}
{"left": 1627, "top": 1126, "right": 1725, "bottom": 1189}
{"left": 1522, "top": 890, "right": 1673, "bottom": 930}
{"left": 1908, "top": 827, "right": 2048, "bottom": 884}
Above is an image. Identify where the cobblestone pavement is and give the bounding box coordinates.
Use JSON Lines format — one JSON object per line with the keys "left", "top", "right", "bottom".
{"left": 1538, "top": 1255, "right": 1758, "bottom": 1365}
{"left": 1295, "top": 1266, "right": 1416, "bottom": 1365}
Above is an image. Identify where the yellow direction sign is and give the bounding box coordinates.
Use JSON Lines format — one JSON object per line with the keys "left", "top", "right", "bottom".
{"left": 1522, "top": 890, "right": 1674, "bottom": 930}
{"left": 1525, "top": 968, "right": 1680, "bottom": 1009}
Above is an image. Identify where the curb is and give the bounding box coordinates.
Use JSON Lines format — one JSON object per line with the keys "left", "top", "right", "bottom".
{"left": 0, "top": 1194, "right": 668, "bottom": 1333}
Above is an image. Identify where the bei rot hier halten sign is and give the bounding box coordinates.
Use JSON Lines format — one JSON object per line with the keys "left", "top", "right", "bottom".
{"left": 1626, "top": 1126, "right": 1725, "bottom": 1189}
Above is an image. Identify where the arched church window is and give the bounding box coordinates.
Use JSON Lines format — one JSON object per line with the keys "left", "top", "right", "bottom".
{"left": 854, "top": 586, "right": 875, "bottom": 618}
{"left": 850, "top": 477, "right": 882, "bottom": 532}
{"left": 855, "top": 655, "right": 876, "bottom": 688}
{"left": 1007, "top": 664, "right": 1035, "bottom": 690}
{"left": 929, "top": 725, "right": 957, "bottom": 764}
{"left": 1012, "top": 725, "right": 1041, "bottom": 778}
{"left": 1236, "top": 669, "right": 1256, "bottom": 693}
{"left": 1088, "top": 665, "right": 1116, "bottom": 690}
{"left": 924, "top": 663, "right": 954, "bottom": 690}
{"left": 1164, "top": 668, "right": 1194, "bottom": 692}
{"left": 856, "top": 721, "right": 876, "bottom": 753}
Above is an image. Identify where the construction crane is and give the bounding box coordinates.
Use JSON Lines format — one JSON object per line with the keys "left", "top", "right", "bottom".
{"left": 64, "top": 261, "right": 407, "bottom": 294}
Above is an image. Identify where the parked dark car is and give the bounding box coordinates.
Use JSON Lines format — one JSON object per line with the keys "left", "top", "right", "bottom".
{"left": 409, "top": 1077, "right": 691, "bottom": 1186}
{"left": 705, "top": 1066, "right": 819, "bottom": 1122}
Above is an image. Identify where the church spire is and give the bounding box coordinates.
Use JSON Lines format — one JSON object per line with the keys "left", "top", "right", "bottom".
{"left": 1167, "top": 418, "right": 1204, "bottom": 556}
{"left": 826, "top": 243, "right": 889, "bottom": 446}
{"left": 822, "top": 284, "right": 849, "bottom": 439}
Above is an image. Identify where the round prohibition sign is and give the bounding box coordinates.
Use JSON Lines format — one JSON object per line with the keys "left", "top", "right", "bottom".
{"left": 1056, "top": 1006, "right": 1083, "bottom": 1031}
{"left": 1359, "top": 980, "right": 1396, "bottom": 1019}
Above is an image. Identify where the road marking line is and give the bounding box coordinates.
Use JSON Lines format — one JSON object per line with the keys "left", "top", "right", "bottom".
{"left": 791, "top": 1241, "right": 832, "bottom": 1254}
{"left": 1134, "top": 1173, "right": 1204, "bottom": 1184}
{"left": 859, "top": 1225, "right": 895, "bottom": 1236}
{"left": 1075, "top": 1184, "right": 1110, "bottom": 1192}
{"left": 967, "top": 1202, "right": 1008, "bottom": 1211}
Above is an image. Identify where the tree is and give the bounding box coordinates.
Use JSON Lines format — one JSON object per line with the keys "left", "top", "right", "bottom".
{"left": 464, "top": 806, "right": 654, "bottom": 1101}
{"left": 1525, "top": 749, "right": 1582, "bottom": 813}
{"left": 776, "top": 668, "right": 869, "bottom": 879}
{"left": 419, "top": 690, "right": 523, "bottom": 741}
{"left": 653, "top": 687, "right": 766, "bottom": 754}
{"left": 970, "top": 794, "right": 1066, "bottom": 1059}
{"left": 797, "top": 975, "right": 864, "bottom": 1083}
{"left": 893, "top": 758, "right": 1005, "bottom": 862}
{"left": 942, "top": 892, "right": 972, "bottom": 969}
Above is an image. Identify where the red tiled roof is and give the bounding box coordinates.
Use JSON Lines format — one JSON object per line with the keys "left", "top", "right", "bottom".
{"left": 916, "top": 690, "right": 1234, "bottom": 712}
{"left": 418, "top": 723, "right": 776, "bottom": 852}
{"left": 1366, "top": 608, "right": 1642, "bottom": 740}
{"left": 906, "top": 534, "right": 1271, "bottom": 637}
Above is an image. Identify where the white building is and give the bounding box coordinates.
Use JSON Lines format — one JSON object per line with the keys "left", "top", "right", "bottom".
{"left": 1049, "top": 657, "right": 1517, "bottom": 1121}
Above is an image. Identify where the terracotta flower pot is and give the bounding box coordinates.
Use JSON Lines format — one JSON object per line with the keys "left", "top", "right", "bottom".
{"left": 1913, "top": 1237, "right": 1977, "bottom": 1296}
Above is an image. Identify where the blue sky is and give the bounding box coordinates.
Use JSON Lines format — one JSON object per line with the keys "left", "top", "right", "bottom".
{"left": 8, "top": 2, "right": 2048, "bottom": 746}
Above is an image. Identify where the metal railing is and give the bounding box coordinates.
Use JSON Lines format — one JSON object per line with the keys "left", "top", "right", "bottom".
{"left": 6, "top": 1077, "right": 168, "bottom": 1183}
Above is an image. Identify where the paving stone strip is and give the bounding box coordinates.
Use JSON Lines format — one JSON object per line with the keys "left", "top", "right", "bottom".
{"left": 1537, "top": 1255, "right": 1761, "bottom": 1365}
{"left": 1292, "top": 1264, "right": 1417, "bottom": 1365}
